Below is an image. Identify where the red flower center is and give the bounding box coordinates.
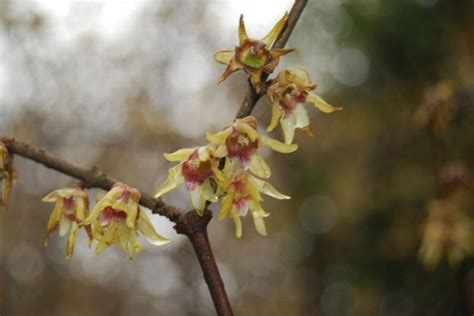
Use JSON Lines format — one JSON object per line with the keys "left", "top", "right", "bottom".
{"left": 101, "top": 206, "right": 127, "bottom": 226}
{"left": 280, "top": 85, "right": 307, "bottom": 118}
{"left": 226, "top": 129, "right": 259, "bottom": 166}
{"left": 182, "top": 152, "right": 214, "bottom": 191}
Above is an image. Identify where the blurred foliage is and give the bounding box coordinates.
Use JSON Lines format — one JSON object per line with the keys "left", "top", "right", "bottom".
{"left": 0, "top": 0, "right": 474, "bottom": 315}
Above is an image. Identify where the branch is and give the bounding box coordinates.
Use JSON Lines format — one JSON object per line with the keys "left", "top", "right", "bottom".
{"left": 0, "top": 137, "right": 183, "bottom": 223}
{"left": 236, "top": 0, "right": 308, "bottom": 119}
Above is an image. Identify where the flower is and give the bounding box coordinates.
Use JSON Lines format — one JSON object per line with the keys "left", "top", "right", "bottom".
{"left": 266, "top": 68, "right": 342, "bottom": 144}
{"left": 154, "top": 146, "right": 222, "bottom": 215}
{"left": 418, "top": 199, "right": 473, "bottom": 269}
{"left": 85, "top": 183, "right": 171, "bottom": 259}
{"left": 42, "top": 187, "right": 91, "bottom": 259}
{"left": 206, "top": 116, "right": 297, "bottom": 179}
{"left": 414, "top": 81, "right": 455, "bottom": 136}
{"left": 0, "top": 142, "right": 16, "bottom": 212}
{"left": 214, "top": 13, "right": 294, "bottom": 92}
{"left": 218, "top": 169, "right": 290, "bottom": 238}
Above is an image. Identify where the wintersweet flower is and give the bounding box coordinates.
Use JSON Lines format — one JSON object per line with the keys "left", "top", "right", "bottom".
{"left": 42, "top": 187, "right": 91, "bottom": 259}
{"left": 266, "top": 68, "right": 342, "bottom": 144}
{"left": 218, "top": 169, "right": 289, "bottom": 238}
{"left": 206, "top": 116, "right": 297, "bottom": 179}
{"left": 418, "top": 200, "right": 473, "bottom": 269}
{"left": 0, "top": 142, "right": 16, "bottom": 212}
{"left": 85, "top": 183, "right": 170, "bottom": 259}
{"left": 214, "top": 13, "right": 294, "bottom": 92}
{"left": 154, "top": 146, "right": 223, "bottom": 215}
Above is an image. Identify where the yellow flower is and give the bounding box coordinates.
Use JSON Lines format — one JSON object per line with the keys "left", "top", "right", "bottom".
{"left": 218, "top": 169, "right": 289, "bottom": 238}
{"left": 85, "top": 183, "right": 170, "bottom": 259}
{"left": 214, "top": 13, "right": 294, "bottom": 92}
{"left": 42, "top": 187, "right": 91, "bottom": 259}
{"left": 0, "top": 142, "right": 16, "bottom": 212}
{"left": 266, "top": 68, "right": 342, "bottom": 144}
{"left": 154, "top": 146, "right": 222, "bottom": 215}
{"left": 418, "top": 199, "right": 473, "bottom": 269}
{"left": 206, "top": 116, "right": 297, "bottom": 179}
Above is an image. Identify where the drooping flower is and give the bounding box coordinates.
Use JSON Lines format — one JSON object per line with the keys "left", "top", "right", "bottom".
{"left": 206, "top": 116, "right": 297, "bottom": 179}
{"left": 214, "top": 13, "right": 294, "bottom": 92}
{"left": 0, "top": 142, "right": 17, "bottom": 212}
{"left": 418, "top": 199, "right": 473, "bottom": 269}
{"left": 217, "top": 168, "right": 290, "bottom": 238}
{"left": 414, "top": 81, "right": 455, "bottom": 136}
{"left": 154, "top": 146, "right": 223, "bottom": 215}
{"left": 266, "top": 68, "right": 342, "bottom": 144}
{"left": 42, "top": 187, "right": 91, "bottom": 259}
{"left": 85, "top": 183, "right": 171, "bottom": 259}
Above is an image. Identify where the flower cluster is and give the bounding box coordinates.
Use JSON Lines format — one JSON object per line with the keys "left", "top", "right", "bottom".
{"left": 156, "top": 116, "right": 295, "bottom": 237}
{"left": 0, "top": 142, "right": 17, "bottom": 212}
{"left": 156, "top": 13, "right": 342, "bottom": 238}
{"left": 43, "top": 183, "right": 170, "bottom": 259}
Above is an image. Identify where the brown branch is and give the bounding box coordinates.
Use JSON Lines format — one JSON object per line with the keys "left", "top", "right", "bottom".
{"left": 236, "top": 0, "right": 308, "bottom": 119}
{"left": 0, "top": 137, "right": 183, "bottom": 223}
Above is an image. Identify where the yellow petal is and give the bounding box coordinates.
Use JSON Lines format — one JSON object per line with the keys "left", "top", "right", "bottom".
{"left": 136, "top": 210, "right": 171, "bottom": 246}
{"left": 206, "top": 128, "right": 233, "bottom": 145}
{"left": 1, "top": 176, "right": 12, "bottom": 210}
{"left": 280, "top": 114, "right": 297, "bottom": 145}
{"left": 74, "top": 196, "right": 87, "bottom": 221}
{"left": 294, "top": 104, "right": 310, "bottom": 129}
{"left": 190, "top": 187, "right": 206, "bottom": 214}
{"left": 261, "top": 12, "right": 288, "bottom": 47}
{"left": 260, "top": 135, "right": 298, "bottom": 153}
{"left": 269, "top": 48, "right": 294, "bottom": 59}
{"left": 251, "top": 211, "right": 268, "bottom": 236}
{"left": 96, "top": 222, "right": 117, "bottom": 256}
{"left": 59, "top": 217, "right": 72, "bottom": 237}
{"left": 164, "top": 148, "right": 195, "bottom": 162}
{"left": 249, "top": 154, "right": 271, "bottom": 179}
{"left": 44, "top": 199, "right": 63, "bottom": 245}
{"left": 267, "top": 103, "right": 283, "bottom": 132}
{"left": 42, "top": 190, "right": 60, "bottom": 202}
{"left": 218, "top": 193, "right": 234, "bottom": 220}
{"left": 252, "top": 176, "right": 290, "bottom": 200}
{"left": 249, "top": 68, "right": 264, "bottom": 93}
{"left": 234, "top": 120, "right": 259, "bottom": 142}
{"left": 238, "top": 15, "right": 248, "bottom": 45}
{"left": 214, "top": 50, "right": 235, "bottom": 65}
{"left": 306, "top": 92, "right": 342, "bottom": 113}
{"left": 217, "top": 59, "right": 243, "bottom": 84}
{"left": 65, "top": 222, "right": 79, "bottom": 259}
{"left": 154, "top": 164, "right": 185, "bottom": 198}
{"left": 231, "top": 209, "right": 243, "bottom": 238}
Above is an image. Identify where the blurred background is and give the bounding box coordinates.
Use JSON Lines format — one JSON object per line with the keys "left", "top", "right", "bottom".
{"left": 1, "top": 0, "right": 474, "bottom": 315}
